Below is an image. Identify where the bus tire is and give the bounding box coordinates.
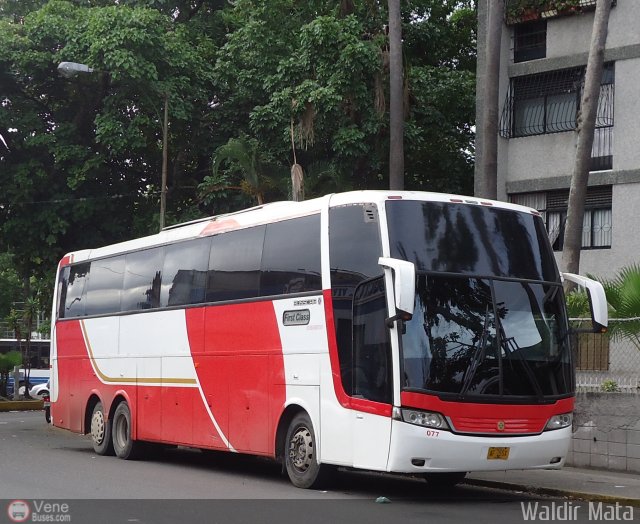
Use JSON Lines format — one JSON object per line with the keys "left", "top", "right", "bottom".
{"left": 284, "top": 412, "right": 331, "bottom": 489}
{"left": 423, "top": 471, "right": 466, "bottom": 489}
{"left": 111, "top": 401, "right": 145, "bottom": 460}
{"left": 90, "top": 401, "right": 114, "bottom": 456}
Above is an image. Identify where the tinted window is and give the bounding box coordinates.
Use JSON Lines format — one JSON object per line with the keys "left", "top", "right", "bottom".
{"left": 121, "top": 248, "right": 164, "bottom": 311}
{"left": 207, "top": 226, "right": 265, "bottom": 302}
{"left": 64, "top": 263, "right": 90, "bottom": 318}
{"left": 387, "top": 201, "right": 558, "bottom": 281}
{"left": 352, "top": 277, "right": 392, "bottom": 403}
{"left": 57, "top": 266, "right": 70, "bottom": 319}
{"left": 161, "top": 238, "right": 211, "bottom": 307}
{"left": 84, "top": 256, "right": 125, "bottom": 316}
{"left": 261, "top": 215, "right": 322, "bottom": 296}
{"left": 329, "top": 204, "right": 383, "bottom": 396}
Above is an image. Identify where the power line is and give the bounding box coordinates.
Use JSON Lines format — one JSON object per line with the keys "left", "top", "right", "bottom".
{"left": 0, "top": 191, "right": 161, "bottom": 207}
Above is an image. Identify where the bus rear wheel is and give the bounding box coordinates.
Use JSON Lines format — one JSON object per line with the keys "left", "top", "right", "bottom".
{"left": 111, "top": 401, "right": 145, "bottom": 460}
{"left": 284, "top": 412, "right": 332, "bottom": 489}
{"left": 90, "top": 401, "right": 114, "bottom": 456}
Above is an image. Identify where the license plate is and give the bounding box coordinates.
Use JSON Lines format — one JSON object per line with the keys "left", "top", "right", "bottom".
{"left": 487, "top": 447, "right": 510, "bottom": 460}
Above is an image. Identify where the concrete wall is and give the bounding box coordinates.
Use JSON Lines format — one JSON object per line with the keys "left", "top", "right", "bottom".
{"left": 567, "top": 392, "right": 640, "bottom": 473}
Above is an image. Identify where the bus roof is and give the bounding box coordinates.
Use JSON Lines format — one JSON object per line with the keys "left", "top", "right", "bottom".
{"left": 60, "top": 191, "right": 539, "bottom": 264}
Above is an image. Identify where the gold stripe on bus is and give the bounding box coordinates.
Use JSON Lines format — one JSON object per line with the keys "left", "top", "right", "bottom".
{"left": 79, "top": 320, "right": 197, "bottom": 385}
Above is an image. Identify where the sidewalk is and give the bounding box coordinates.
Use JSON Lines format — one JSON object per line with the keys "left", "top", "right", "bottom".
{"left": 467, "top": 467, "right": 640, "bottom": 506}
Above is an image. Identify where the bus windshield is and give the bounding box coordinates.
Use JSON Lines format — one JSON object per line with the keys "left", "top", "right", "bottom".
{"left": 401, "top": 274, "right": 572, "bottom": 399}
{"left": 386, "top": 200, "right": 572, "bottom": 400}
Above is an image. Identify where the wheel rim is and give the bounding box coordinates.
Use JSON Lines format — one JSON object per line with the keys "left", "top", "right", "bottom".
{"left": 289, "top": 426, "right": 313, "bottom": 473}
{"left": 91, "top": 409, "right": 105, "bottom": 445}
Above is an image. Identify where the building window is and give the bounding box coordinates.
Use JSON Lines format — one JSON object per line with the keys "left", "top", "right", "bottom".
{"left": 514, "top": 20, "right": 547, "bottom": 63}
{"left": 500, "top": 63, "right": 615, "bottom": 142}
{"left": 510, "top": 186, "right": 612, "bottom": 251}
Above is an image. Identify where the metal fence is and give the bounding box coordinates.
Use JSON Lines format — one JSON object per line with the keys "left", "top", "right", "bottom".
{"left": 571, "top": 319, "right": 640, "bottom": 393}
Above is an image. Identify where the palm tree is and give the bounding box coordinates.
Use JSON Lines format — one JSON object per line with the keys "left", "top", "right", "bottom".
{"left": 597, "top": 264, "right": 640, "bottom": 351}
{"left": 207, "top": 134, "right": 276, "bottom": 206}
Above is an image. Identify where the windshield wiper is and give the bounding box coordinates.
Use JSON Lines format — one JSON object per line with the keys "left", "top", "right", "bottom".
{"left": 459, "top": 305, "right": 491, "bottom": 398}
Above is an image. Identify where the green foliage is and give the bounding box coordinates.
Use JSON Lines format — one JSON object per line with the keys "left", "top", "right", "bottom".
{"left": 0, "top": 350, "right": 22, "bottom": 398}
{"left": 0, "top": 350, "right": 22, "bottom": 373}
{"left": 600, "top": 379, "right": 619, "bottom": 392}
{"left": 205, "top": 134, "right": 285, "bottom": 206}
{"left": 565, "top": 289, "right": 590, "bottom": 318}
{"left": 597, "top": 263, "right": 640, "bottom": 350}
{"left": 0, "top": 253, "right": 22, "bottom": 319}
{"left": 1, "top": 0, "right": 477, "bottom": 295}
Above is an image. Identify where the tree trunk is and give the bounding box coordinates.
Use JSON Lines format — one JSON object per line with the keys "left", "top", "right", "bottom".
{"left": 474, "top": 0, "right": 503, "bottom": 200}
{"left": 388, "top": 0, "right": 404, "bottom": 190}
{"left": 562, "top": 0, "right": 612, "bottom": 286}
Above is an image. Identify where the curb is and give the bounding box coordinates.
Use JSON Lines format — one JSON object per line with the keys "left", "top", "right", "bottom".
{"left": 465, "top": 478, "right": 640, "bottom": 508}
{"left": 0, "top": 400, "right": 44, "bottom": 412}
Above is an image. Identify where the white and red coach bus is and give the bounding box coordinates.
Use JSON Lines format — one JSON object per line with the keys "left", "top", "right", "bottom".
{"left": 49, "top": 191, "right": 607, "bottom": 488}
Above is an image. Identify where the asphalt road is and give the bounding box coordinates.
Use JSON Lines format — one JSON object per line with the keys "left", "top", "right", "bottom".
{"left": 0, "top": 410, "right": 625, "bottom": 524}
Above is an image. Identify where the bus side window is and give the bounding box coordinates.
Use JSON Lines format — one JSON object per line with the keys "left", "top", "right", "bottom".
{"left": 261, "top": 215, "right": 321, "bottom": 297}
{"left": 329, "top": 204, "right": 383, "bottom": 397}
{"left": 122, "top": 247, "right": 164, "bottom": 311}
{"left": 161, "top": 237, "right": 210, "bottom": 307}
{"left": 207, "top": 225, "right": 266, "bottom": 303}
{"left": 84, "top": 256, "right": 125, "bottom": 316}
{"left": 352, "top": 277, "right": 392, "bottom": 404}
{"left": 64, "top": 263, "right": 90, "bottom": 318}
{"left": 57, "top": 266, "right": 70, "bottom": 319}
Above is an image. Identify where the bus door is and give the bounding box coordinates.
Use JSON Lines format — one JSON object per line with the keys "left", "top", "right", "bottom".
{"left": 351, "top": 277, "right": 393, "bottom": 470}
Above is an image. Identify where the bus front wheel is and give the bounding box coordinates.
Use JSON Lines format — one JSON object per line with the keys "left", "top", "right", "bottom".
{"left": 111, "top": 402, "right": 145, "bottom": 460}
{"left": 90, "top": 401, "right": 114, "bottom": 456}
{"left": 284, "top": 412, "right": 332, "bottom": 489}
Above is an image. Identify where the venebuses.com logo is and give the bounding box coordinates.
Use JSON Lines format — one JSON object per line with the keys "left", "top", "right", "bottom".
{"left": 7, "top": 501, "right": 30, "bottom": 523}
{"left": 7, "top": 500, "right": 72, "bottom": 522}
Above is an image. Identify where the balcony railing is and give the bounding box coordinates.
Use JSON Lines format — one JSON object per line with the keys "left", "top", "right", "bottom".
{"left": 505, "top": 0, "right": 613, "bottom": 26}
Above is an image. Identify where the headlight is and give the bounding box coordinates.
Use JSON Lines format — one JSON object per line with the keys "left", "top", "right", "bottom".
{"left": 401, "top": 409, "right": 450, "bottom": 430}
{"left": 544, "top": 413, "right": 573, "bottom": 431}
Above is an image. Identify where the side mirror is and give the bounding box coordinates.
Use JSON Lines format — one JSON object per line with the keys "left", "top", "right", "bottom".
{"left": 561, "top": 272, "right": 608, "bottom": 333}
{"left": 379, "top": 257, "right": 415, "bottom": 326}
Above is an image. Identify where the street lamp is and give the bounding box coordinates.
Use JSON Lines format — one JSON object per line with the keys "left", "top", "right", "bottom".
{"left": 57, "top": 61, "right": 169, "bottom": 231}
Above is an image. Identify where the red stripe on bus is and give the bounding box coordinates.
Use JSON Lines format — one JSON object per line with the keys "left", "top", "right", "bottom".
{"left": 401, "top": 392, "right": 574, "bottom": 434}
{"left": 187, "top": 301, "right": 285, "bottom": 455}
{"left": 54, "top": 319, "right": 228, "bottom": 448}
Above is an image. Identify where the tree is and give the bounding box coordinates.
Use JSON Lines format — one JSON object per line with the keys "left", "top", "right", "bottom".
{"left": 0, "top": 0, "right": 221, "bottom": 286}
{"left": 0, "top": 350, "right": 21, "bottom": 399}
{"left": 0, "top": 253, "right": 21, "bottom": 320}
{"left": 561, "top": 0, "right": 612, "bottom": 281}
{"left": 474, "top": 0, "right": 503, "bottom": 199}
{"left": 204, "top": 134, "right": 283, "bottom": 206}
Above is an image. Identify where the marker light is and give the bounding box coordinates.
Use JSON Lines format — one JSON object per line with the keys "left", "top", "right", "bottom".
{"left": 544, "top": 413, "right": 573, "bottom": 431}
{"left": 401, "top": 409, "right": 450, "bottom": 430}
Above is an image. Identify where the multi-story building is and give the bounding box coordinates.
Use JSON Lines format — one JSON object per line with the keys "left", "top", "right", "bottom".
{"left": 488, "top": 0, "right": 640, "bottom": 278}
